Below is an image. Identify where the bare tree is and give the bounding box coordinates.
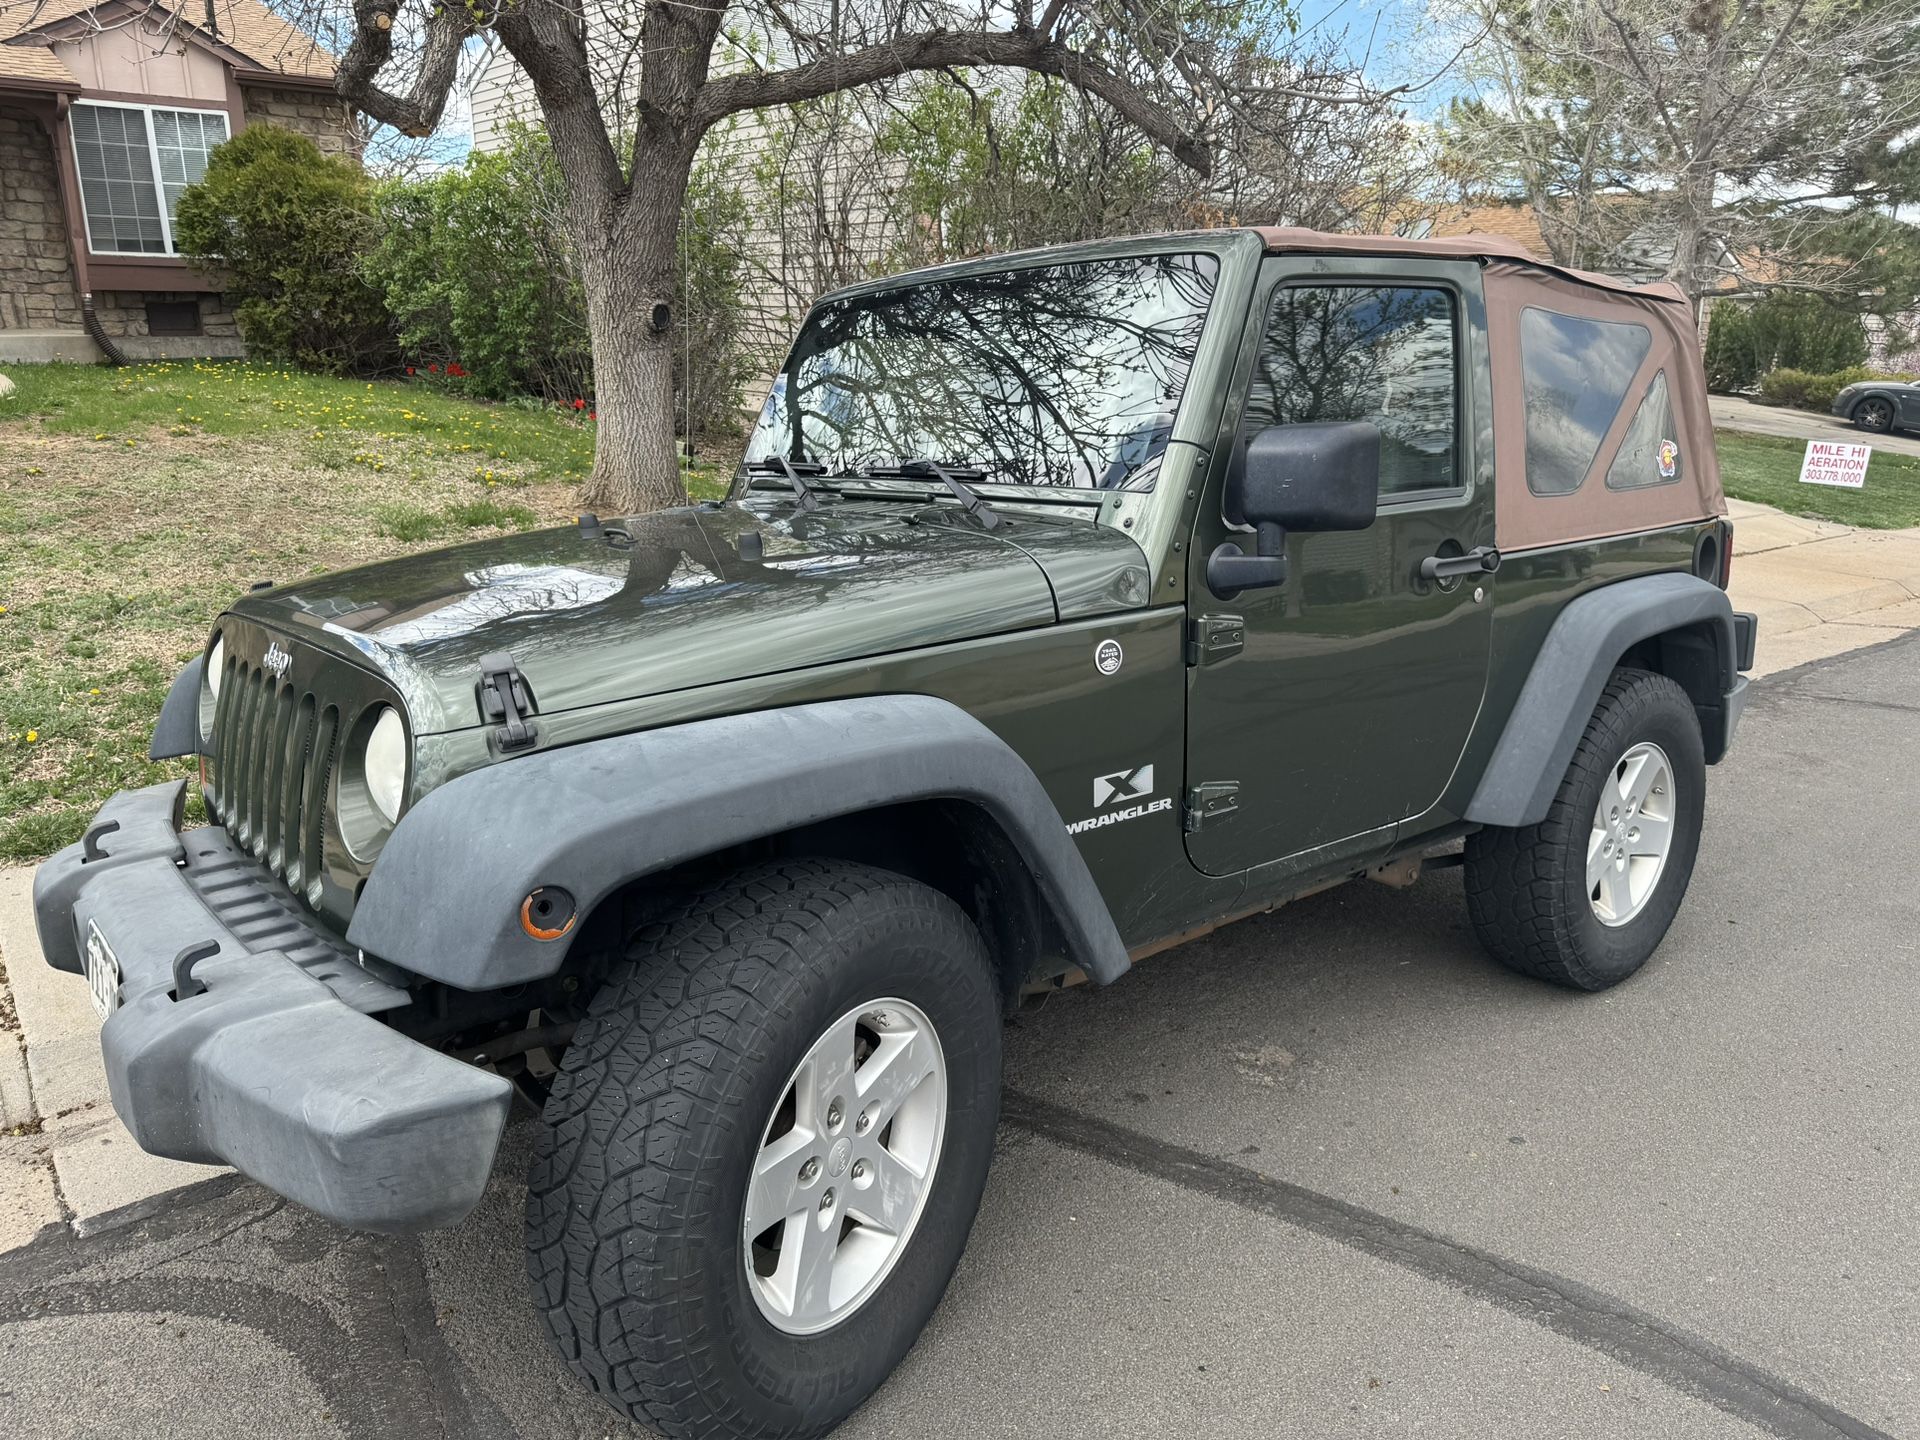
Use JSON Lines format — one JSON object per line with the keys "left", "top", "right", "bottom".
{"left": 1438, "top": 0, "right": 1920, "bottom": 312}
{"left": 313, "top": 0, "right": 1237, "bottom": 514}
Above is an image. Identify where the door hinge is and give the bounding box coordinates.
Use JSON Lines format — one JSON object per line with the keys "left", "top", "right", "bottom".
{"left": 1186, "top": 613, "right": 1245, "bottom": 667}
{"left": 1183, "top": 781, "right": 1240, "bottom": 833}
{"left": 477, "top": 651, "right": 539, "bottom": 754}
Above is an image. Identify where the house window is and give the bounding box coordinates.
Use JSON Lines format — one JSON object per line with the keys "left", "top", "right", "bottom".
{"left": 69, "top": 101, "right": 229, "bottom": 257}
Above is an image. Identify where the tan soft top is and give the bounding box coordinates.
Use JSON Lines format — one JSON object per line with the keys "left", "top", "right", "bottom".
{"left": 1255, "top": 226, "right": 1721, "bottom": 551}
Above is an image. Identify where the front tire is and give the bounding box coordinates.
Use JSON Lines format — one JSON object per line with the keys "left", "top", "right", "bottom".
{"left": 526, "top": 860, "right": 1002, "bottom": 1440}
{"left": 1852, "top": 396, "right": 1896, "bottom": 434}
{"left": 1464, "top": 668, "right": 1706, "bottom": 991}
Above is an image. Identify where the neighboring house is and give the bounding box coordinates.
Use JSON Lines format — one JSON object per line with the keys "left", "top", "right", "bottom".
{"left": 0, "top": 0, "right": 359, "bottom": 362}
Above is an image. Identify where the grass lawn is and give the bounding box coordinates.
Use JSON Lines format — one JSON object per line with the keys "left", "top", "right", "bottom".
{"left": 1716, "top": 429, "right": 1920, "bottom": 529}
{"left": 0, "top": 361, "right": 730, "bottom": 862}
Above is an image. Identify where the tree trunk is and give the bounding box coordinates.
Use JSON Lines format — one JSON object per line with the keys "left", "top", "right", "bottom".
{"left": 576, "top": 145, "right": 696, "bottom": 517}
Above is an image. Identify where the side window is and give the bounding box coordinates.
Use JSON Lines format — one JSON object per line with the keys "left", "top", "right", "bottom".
{"left": 1606, "top": 371, "right": 1682, "bottom": 489}
{"left": 1520, "top": 308, "right": 1652, "bottom": 495}
{"left": 1247, "top": 285, "right": 1458, "bottom": 497}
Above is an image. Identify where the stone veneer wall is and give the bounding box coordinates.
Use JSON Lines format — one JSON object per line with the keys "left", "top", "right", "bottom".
{"left": 0, "top": 107, "right": 82, "bottom": 332}
{"left": 2, "top": 87, "right": 358, "bottom": 357}
{"left": 240, "top": 84, "right": 361, "bottom": 157}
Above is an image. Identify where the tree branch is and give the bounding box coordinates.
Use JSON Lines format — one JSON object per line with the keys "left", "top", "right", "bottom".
{"left": 333, "top": 0, "right": 472, "bottom": 137}
{"left": 691, "top": 29, "right": 1210, "bottom": 174}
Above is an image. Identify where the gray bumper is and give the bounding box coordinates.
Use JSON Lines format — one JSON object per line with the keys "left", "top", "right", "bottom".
{"left": 31, "top": 781, "right": 511, "bottom": 1232}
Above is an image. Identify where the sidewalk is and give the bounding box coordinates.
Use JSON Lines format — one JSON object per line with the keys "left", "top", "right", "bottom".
{"left": 0, "top": 872, "right": 225, "bottom": 1251}
{"left": 0, "top": 496, "right": 1912, "bottom": 1251}
{"left": 1727, "top": 498, "right": 1920, "bottom": 675}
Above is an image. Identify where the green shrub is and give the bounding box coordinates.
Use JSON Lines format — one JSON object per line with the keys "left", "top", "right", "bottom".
{"left": 365, "top": 126, "right": 750, "bottom": 435}
{"left": 366, "top": 132, "right": 591, "bottom": 404}
{"left": 1758, "top": 365, "right": 1916, "bottom": 412}
{"left": 1746, "top": 292, "right": 1867, "bottom": 375}
{"left": 1704, "top": 303, "right": 1761, "bottom": 392}
{"left": 173, "top": 125, "right": 394, "bottom": 373}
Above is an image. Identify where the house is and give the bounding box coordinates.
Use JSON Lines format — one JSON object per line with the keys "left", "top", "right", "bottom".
{"left": 0, "top": 0, "right": 359, "bottom": 362}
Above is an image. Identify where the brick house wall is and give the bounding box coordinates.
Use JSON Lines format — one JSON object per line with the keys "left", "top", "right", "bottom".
{"left": 0, "top": 109, "right": 81, "bottom": 332}
{"left": 241, "top": 84, "right": 361, "bottom": 158}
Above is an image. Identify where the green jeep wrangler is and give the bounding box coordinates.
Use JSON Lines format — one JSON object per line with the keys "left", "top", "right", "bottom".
{"left": 34, "top": 228, "right": 1754, "bottom": 1439}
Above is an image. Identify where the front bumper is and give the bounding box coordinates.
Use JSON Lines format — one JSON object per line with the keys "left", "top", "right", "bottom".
{"left": 31, "top": 781, "right": 511, "bottom": 1232}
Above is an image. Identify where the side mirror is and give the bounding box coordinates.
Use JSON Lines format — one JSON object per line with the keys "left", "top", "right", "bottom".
{"left": 1207, "top": 421, "right": 1381, "bottom": 597}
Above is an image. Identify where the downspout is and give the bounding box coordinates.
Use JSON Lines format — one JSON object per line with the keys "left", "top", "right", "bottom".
{"left": 81, "top": 297, "right": 127, "bottom": 367}
{"left": 48, "top": 94, "right": 126, "bottom": 366}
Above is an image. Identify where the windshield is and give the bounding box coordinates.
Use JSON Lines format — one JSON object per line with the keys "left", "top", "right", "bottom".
{"left": 745, "top": 252, "right": 1221, "bottom": 491}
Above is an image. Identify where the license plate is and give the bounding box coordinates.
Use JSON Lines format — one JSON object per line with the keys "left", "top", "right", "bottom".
{"left": 84, "top": 919, "right": 120, "bottom": 1021}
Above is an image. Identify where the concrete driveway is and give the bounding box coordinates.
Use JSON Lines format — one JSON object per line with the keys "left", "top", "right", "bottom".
{"left": 3, "top": 635, "right": 1918, "bottom": 1440}
{"left": 1711, "top": 392, "right": 1920, "bottom": 458}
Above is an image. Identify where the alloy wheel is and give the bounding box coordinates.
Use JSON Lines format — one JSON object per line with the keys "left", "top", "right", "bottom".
{"left": 743, "top": 997, "right": 948, "bottom": 1335}
{"left": 1857, "top": 398, "right": 1894, "bottom": 432}
{"left": 1587, "top": 741, "right": 1676, "bottom": 927}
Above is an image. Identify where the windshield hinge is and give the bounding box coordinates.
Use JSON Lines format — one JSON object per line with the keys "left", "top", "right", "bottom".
{"left": 477, "top": 651, "right": 538, "bottom": 754}
{"left": 1186, "top": 614, "right": 1245, "bottom": 667}
{"left": 1183, "top": 781, "right": 1240, "bottom": 833}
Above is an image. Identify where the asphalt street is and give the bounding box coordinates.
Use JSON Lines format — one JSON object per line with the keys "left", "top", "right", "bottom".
{"left": 3, "top": 634, "right": 1917, "bottom": 1440}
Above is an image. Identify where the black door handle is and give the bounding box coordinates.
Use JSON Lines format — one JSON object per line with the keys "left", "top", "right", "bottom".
{"left": 1419, "top": 545, "right": 1501, "bottom": 583}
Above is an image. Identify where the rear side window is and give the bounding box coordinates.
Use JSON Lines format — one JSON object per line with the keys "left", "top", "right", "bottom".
{"left": 1521, "top": 308, "right": 1651, "bottom": 495}
{"left": 1246, "top": 284, "right": 1459, "bottom": 496}
{"left": 1606, "top": 371, "right": 1682, "bottom": 490}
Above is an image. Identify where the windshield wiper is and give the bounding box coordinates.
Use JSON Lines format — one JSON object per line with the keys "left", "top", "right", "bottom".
{"left": 744, "top": 455, "right": 827, "bottom": 512}
{"left": 866, "top": 458, "right": 1003, "bottom": 531}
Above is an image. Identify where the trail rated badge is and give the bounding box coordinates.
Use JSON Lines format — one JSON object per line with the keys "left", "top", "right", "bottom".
{"left": 1094, "top": 638, "right": 1124, "bottom": 675}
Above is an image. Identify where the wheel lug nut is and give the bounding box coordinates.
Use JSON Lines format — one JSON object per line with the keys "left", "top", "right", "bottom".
{"left": 800, "top": 1158, "right": 820, "bottom": 1183}
{"left": 852, "top": 1159, "right": 869, "bottom": 1181}
{"left": 819, "top": 1189, "right": 834, "bottom": 1212}
{"left": 855, "top": 1110, "right": 871, "bottom": 1134}
{"left": 825, "top": 1100, "right": 843, "bottom": 1129}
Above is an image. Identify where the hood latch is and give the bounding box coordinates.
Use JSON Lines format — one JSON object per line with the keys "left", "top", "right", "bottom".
{"left": 478, "top": 651, "right": 538, "bottom": 754}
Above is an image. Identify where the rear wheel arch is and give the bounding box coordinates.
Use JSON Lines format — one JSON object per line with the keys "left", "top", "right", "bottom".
{"left": 1467, "top": 573, "right": 1739, "bottom": 828}
{"left": 1617, "top": 618, "right": 1730, "bottom": 747}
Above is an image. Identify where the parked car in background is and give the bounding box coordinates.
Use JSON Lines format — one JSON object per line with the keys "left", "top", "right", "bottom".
{"left": 1834, "top": 378, "right": 1920, "bottom": 434}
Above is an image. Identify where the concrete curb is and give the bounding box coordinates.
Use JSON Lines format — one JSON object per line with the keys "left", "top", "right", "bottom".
{"left": 0, "top": 869, "right": 228, "bottom": 1250}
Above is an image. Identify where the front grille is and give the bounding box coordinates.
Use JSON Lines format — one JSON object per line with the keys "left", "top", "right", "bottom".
{"left": 209, "top": 648, "right": 341, "bottom": 900}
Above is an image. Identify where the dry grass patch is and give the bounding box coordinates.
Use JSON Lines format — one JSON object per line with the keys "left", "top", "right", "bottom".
{"left": 0, "top": 365, "right": 731, "bottom": 861}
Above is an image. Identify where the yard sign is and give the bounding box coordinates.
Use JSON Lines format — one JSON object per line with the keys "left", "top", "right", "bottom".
{"left": 1799, "top": 440, "right": 1872, "bottom": 489}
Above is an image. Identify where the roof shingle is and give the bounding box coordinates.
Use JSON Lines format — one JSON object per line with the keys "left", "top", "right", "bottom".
{"left": 0, "top": 0, "right": 332, "bottom": 84}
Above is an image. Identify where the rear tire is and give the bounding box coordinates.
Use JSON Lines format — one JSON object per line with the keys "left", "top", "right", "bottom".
{"left": 526, "top": 859, "right": 1002, "bottom": 1440}
{"left": 1464, "top": 668, "right": 1705, "bottom": 991}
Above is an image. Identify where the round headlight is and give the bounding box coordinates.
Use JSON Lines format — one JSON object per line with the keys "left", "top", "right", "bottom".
{"left": 363, "top": 707, "right": 407, "bottom": 824}
{"left": 199, "top": 634, "right": 224, "bottom": 741}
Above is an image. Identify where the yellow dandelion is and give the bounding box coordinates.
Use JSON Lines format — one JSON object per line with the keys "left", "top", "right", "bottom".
{"left": 25, "top": 730, "right": 38, "bottom": 743}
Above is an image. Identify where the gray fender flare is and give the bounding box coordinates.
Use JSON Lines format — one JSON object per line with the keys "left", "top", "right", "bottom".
{"left": 149, "top": 656, "right": 205, "bottom": 760}
{"left": 348, "top": 694, "right": 1131, "bottom": 991}
{"left": 1465, "top": 572, "right": 1739, "bottom": 828}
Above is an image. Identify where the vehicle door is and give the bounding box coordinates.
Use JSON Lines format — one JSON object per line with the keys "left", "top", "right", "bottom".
{"left": 1183, "top": 257, "right": 1496, "bottom": 877}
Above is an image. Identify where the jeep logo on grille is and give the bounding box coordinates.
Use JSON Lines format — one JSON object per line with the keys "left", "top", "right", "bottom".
{"left": 263, "top": 641, "right": 292, "bottom": 679}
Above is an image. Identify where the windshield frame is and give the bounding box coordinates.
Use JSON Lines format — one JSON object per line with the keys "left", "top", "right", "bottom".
{"left": 739, "top": 233, "right": 1249, "bottom": 506}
